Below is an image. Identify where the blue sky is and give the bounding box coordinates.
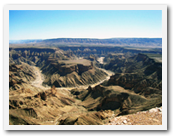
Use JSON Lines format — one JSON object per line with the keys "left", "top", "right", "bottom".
{"left": 9, "top": 10, "right": 162, "bottom": 40}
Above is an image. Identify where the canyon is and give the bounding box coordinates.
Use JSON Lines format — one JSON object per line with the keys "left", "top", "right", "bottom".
{"left": 9, "top": 46, "right": 162, "bottom": 125}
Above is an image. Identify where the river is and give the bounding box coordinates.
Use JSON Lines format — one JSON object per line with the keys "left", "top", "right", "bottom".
{"left": 31, "top": 66, "right": 114, "bottom": 91}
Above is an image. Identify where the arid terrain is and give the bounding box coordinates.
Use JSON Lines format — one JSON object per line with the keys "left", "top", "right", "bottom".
{"left": 9, "top": 43, "right": 162, "bottom": 125}
{"left": 105, "top": 107, "right": 162, "bottom": 125}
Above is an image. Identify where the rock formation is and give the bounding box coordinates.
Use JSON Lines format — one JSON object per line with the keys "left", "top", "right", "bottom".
{"left": 105, "top": 53, "right": 162, "bottom": 98}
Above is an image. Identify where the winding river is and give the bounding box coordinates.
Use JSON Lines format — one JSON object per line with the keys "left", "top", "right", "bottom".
{"left": 31, "top": 65, "right": 114, "bottom": 91}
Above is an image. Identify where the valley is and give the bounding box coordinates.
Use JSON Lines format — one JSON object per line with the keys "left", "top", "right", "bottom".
{"left": 9, "top": 43, "right": 162, "bottom": 125}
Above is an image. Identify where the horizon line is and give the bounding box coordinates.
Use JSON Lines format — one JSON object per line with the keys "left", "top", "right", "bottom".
{"left": 9, "top": 37, "right": 162, "bottom": 41}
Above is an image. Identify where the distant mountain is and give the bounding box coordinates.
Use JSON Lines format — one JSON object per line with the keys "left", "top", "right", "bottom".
{"left": 9, "top": 39, "right": 42, "bottom": 44}
{"left": 9, "top": 38, "right": 162, "bottom": 47}
{"left": 41, "top": 38, "right": 162, "bottom": 46}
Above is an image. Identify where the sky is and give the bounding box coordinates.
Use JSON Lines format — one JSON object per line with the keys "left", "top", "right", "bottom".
{"left": 9, "top": 10, "right": 162, "bottom": 40}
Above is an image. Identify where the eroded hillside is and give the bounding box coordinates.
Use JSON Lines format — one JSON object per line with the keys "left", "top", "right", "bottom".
{"left": 104, "top": 53, "right": 162, "bottom": 98}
